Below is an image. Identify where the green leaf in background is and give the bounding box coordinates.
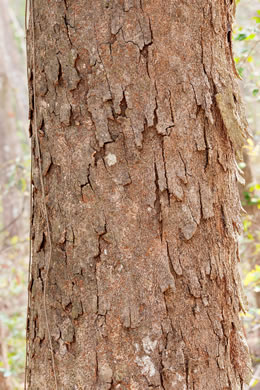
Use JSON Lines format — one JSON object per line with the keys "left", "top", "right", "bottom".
{"left": 243, "top": 217, "right": 252, "bottom": 232}
{"left": 249, "top": 183, "right": 260, "bottom": 192}
{"left": 253, "top": 89, "right": 259, "bottom": 96}
{"left": 244, "top": 265, "right": 260, "bottom": 287}
{"left": 237, "top": 66, "right": 244, "bottom": 77}
{"left": 251, "top": 378, "right": 259, "bottom": 388}
{"left": 10, "top": 235, "right": 19, "bottom": 245}
{"left": 235, "top": 33, "right": 248, "bottom": 41}
{"left": 246, "top": 33, "right": 256, "bottom": 40}
{"left": 247, "top": 233, "right": 254, "bottom": 240}
{"left": 17, "top": 177, "right": 26, "bottom": 192}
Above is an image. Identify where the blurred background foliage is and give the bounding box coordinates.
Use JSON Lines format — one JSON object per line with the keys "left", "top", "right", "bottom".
{"left": 0, "top": 0, "right": 28, "bottom": 388}
{"left": 0, "top": 0, "right": 259, "bottom": 389}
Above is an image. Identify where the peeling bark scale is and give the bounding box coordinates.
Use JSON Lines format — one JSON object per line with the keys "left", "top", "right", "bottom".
{"left": 26, "top": 0, "right": 252, "bottom": 389}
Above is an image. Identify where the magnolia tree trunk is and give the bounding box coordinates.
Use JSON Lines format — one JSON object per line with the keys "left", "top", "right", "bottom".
{"left": 26, "top": 0, "right": 252, "bottom": 389}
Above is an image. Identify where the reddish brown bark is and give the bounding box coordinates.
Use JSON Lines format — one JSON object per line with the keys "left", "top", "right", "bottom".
{"left": 26, "top": 1, "right": 251, "bottom": 389}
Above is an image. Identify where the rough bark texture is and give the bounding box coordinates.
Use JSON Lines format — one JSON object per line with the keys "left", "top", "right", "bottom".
{"left": 26, "top": 1, "right": 252, "bottom": 389}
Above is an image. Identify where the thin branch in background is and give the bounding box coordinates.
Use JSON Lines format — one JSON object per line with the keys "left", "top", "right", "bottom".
{"left": 0, "top": 239, "right": 28, "bottom": 255}
{"left": 0, "top": 202, "right": 25, "bottom": 234}
{"left": 240, "top": 40, "right": 260, "bottom": 65}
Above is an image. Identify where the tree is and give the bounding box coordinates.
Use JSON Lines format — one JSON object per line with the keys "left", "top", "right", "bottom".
{"left": 25, "top": 0, "right": 252, "bottom": 389}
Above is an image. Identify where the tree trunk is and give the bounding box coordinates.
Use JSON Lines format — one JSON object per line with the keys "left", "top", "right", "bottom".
{"left": 26, "top": 1, "right": 252, "bottom": 389}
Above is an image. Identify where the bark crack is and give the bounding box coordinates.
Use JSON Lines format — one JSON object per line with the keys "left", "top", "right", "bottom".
{"left": 168, "top": 89, "right": 175, "bottom": 125}
{"left": 154, "top": 161, "right": 163, "bottom": 242}
{"left": 161, "top": 139, "right": 170, "bottom": 206}
{"left": 166, "top": 240, "right": 178, "bottom": 281}
{"left": 95, "top": 220, "right": 107, "bottom": 316}
{"left": 63, "top": 15, "right": 73, "bottom": 47}
{"left": 178, "top": 151, "right": 188, "bottom": 182}
{"left": 140, "top": 43, "right": 152, "bottom": 79}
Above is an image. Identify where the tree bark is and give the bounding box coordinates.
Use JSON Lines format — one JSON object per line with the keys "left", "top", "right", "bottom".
{"left": 26, "top": 1, "right": 252, "bottom": 389}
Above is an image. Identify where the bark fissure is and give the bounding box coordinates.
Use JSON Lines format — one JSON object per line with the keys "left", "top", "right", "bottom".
{"left": 153, "top": 161, "right": 162, "bottom": 242}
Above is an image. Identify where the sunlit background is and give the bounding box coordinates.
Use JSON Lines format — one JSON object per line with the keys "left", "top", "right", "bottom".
{"left": 0, "top": 0, "right": 259, "bottom": 389}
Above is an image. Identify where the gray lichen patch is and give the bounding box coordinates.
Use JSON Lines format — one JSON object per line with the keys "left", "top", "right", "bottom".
{"left": 105, "top": 153, "right": 117, "bottom": 166}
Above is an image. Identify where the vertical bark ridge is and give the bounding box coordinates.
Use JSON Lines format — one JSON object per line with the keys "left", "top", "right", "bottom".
{"left": 26, "top": 0, "right": 251, "bottom": 389}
